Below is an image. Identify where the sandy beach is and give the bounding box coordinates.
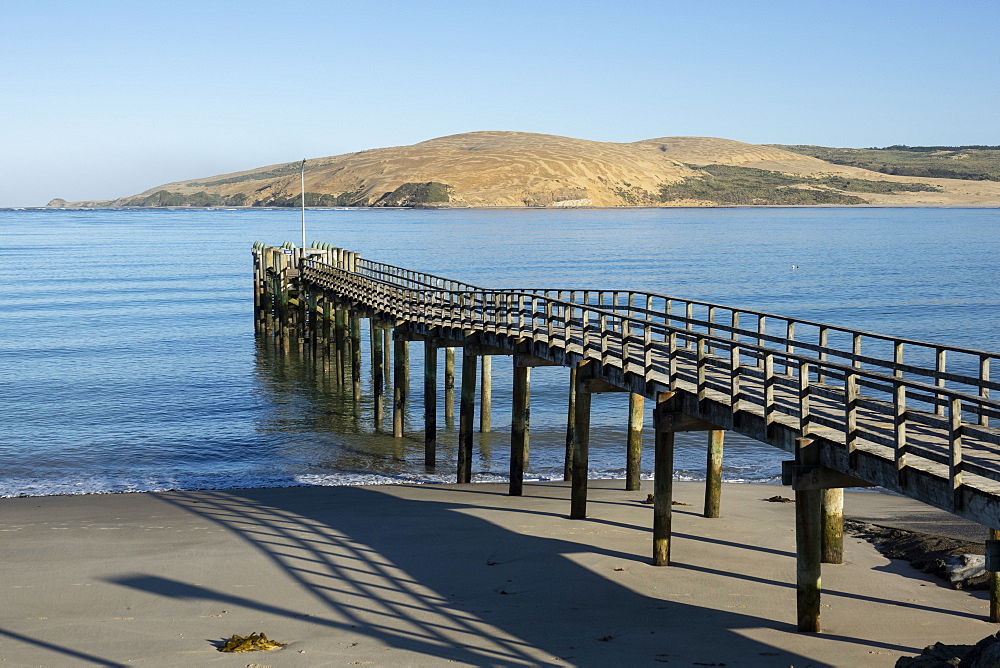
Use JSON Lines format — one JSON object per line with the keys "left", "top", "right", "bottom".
{"left": 0, "top": 480, "right": 994, "bottom": 666}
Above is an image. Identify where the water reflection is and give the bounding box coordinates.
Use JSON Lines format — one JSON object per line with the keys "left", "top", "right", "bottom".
{"left": 250, "top": 320, "right": 788, "bottom": 487}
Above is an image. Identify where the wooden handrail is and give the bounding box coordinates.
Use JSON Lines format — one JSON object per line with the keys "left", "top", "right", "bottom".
{"left": 331, "top": 257, "right": 1000, "bottom": 394}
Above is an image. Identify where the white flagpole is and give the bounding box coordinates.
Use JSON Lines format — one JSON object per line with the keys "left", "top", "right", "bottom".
{"left": 300, "top": 159, "right": 307, "bottom": 249}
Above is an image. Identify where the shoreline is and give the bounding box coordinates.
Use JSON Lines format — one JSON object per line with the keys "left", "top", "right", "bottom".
{"left": 15, "top": 203, "right": 1000, "bottom": 211}
{"left": 0, "top": 471, "right": 784, "bottom": 501}
{"left": 0, "top": 474, "right": 984, "bottom": 542}
{"left": 0, "top": 480, "right": 991, "bottom": 665}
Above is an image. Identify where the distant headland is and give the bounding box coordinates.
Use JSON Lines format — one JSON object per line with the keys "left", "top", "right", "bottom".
{"left": 47, "top": 132, "right": 1000, "bottom": 208}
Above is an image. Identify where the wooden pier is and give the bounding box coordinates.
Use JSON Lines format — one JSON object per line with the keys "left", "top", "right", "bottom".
{"left": 253, "top": 241, "right": 1000, "bottom": 632}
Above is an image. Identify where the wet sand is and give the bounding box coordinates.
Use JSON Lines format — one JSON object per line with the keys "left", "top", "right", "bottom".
{"left": 0, "top": 480, "right": 993, "bottom": 666}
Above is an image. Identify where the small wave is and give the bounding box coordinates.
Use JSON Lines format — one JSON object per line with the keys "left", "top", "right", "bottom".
{"left": 0, "top": 466, "right": 785, "bottom": 498}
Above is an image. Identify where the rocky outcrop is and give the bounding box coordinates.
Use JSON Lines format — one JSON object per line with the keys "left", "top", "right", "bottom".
{"left": 846, "top": 520, "right": 989, "bottom": 590}
{"left": 897, "top": 632, "right": 1000, "bottom": 667}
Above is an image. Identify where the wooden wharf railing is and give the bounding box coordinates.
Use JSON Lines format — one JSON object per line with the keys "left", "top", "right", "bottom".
{"left": 253, "top": 242, "right": 1000, "bottom": 632}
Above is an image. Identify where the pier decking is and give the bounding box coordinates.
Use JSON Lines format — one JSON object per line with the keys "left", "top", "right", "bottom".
{"left": 253, "top": 242, "right": 1000, "bottom": 631}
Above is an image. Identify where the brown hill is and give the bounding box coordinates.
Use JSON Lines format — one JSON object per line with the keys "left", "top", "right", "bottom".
{"left": 52, "top": 131, "right": 1000, "bottom": 208}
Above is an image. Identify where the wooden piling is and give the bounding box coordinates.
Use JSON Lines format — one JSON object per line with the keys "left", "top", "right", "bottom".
{"left": 401, "top": 336, "right": 410, "bottom": 398}
{"left": 565, "top": 364, "right": 577, "bottom": 481}
{"left": 371, "top": 322, "right": 384, "bottom": 425}
{"left": 991, "top": 528, "right": 1000, "bottom": 623}
{"left": 626, "top": 393, "right": 644, "bottom": 491}
{"left": 393, "top": 337, "right": 406, "bottom": 438}
{"left": 795, "top": 437, "right": 823, "bottom": 632}
{"left": 444, "top": 347, "right": 456, "bottom": 423}
{"left": 262, "top": 250, "right": 275, "bottom": 335}
{"left": 821, "top": 488, "right": 844, "bottom": 564}
{"left": 342, "top": 307, "right": 353, "bottom": 371}
{"left": 704, "top": 429, "right": 725, "bottom": 518}
{"left": 458, "top": 347, "right": 477, "bottom": 483}
{"left": 424, "top": 339, "right": 437, "bottom": 467}
{"left": 307, "top": 291, "right": 318, "bottom": 353}
{"left": 509, "top": 362, "right": 530, "bottom": 496}
{"left": 278, "top": 257, "right": 292, "bottom": 351}
{"left": 480, "top": 355, "right": 492, "bottom": 432}
{"left": 252, "top": 249, "right": 263, "bottom": 333}
{"left": 296, "top": 261, "right": 307, "bottom": 350}
{"left": 334, "top": 306, "right": 347, "bottom": 383}
{"left": 321, "top": 295, "right": 333, "bottom": 369}
{"left": 383, "top": 328, "right": 391, "bottom": 390}
{"left": 570, "top": 365, "right": 591, "bottom": 519}
{"left": 350, "top": 312, "right": 362, "bottom": 403}
{"left": 652, "top": 391, "right": 676, "bottom": 566}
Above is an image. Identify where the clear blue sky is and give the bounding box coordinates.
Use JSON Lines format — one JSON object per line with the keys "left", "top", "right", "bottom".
{"left": 2, "top": 0, "right": 998, "bottom": 207}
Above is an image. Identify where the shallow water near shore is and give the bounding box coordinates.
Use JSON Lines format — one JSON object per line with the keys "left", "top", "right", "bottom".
{"left": 1, "top": 207, "right": 998, "bottom": 497}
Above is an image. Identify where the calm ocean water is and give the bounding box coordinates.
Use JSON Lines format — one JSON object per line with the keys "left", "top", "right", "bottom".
{"left": 1, "top": 207, "right": 998, "bottom": 497}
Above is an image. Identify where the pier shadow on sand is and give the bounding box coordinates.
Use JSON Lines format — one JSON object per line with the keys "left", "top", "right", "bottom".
{"left": 109, "top": 484, "right": 945, "bottom": 665}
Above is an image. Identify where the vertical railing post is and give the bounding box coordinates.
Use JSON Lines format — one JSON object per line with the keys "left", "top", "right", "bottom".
{"left": 786, "top": 321, "right": 796, "bottom": 376}
{"left": 707, "top": 305, "right": 716, "bottom": 355}
{"left": 764, "top": 353, "right": 775, "bottom": 433}
{"left": 756, "top": 316, "right": 766, "bottom": 369}
{"left": 696, "top": 337, "right": 707, "bottom": 401}
{"left": 845, "top": 370, "right": 859, "bottom": 468}
{"left": 667, "top": 331, "right": 678, "bottom": 387}
{"left": 799, "top": 360, "right": 811, "bottom": 435}
{"left": 817, "top": 327, "right": 829, "bottom": 384}
{"left": 730, "top": 344, "right": 742, "bottom": 416}
{"left": 643, "top": 301, "right": 653, "bottom": 382}
{"left": 564, "top": 305, "right": 574, "bottom": 352}
{"left": 621, "top": 314, "right": 631, "bottom": 376}
{"left": 894, "top": 381, "right": 908, "bottom": 486}
{"left": 546, "top": 301, "right": 554, "bottom": 342}
{"left": 981, "top": 356, "right": 991, "bottom": 427}
{"left": 685, "top": 303, "right": 694, "bottom": 349}
{"left": 599, "top": 313, "right": 608, "bottom": 365}
{"left": 949, "top": 396, "right": 964, "bottom": 510}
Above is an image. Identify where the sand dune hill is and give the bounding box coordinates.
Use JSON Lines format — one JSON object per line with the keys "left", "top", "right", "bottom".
{"left": 56, "top": 132, "right": 1000, "bottom": 208}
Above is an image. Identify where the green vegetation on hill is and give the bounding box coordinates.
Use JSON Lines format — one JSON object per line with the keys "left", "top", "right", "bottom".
{"left": 656, "top": 165, "right": 938, "bottom": 206}
{"left": 257, "top": 191, "right": 363, "bottom": 207}
{"left": 374, "top": 182, "right": 451, "bottom": 206}
{"left": 123, "top": 190, "right": 248, "bottom": 207}
{"left": 772, "top": 145, "right": 1000, "bottom": 181}
{"left": 812, "top": 175, "right": 940, "bottom": 194}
